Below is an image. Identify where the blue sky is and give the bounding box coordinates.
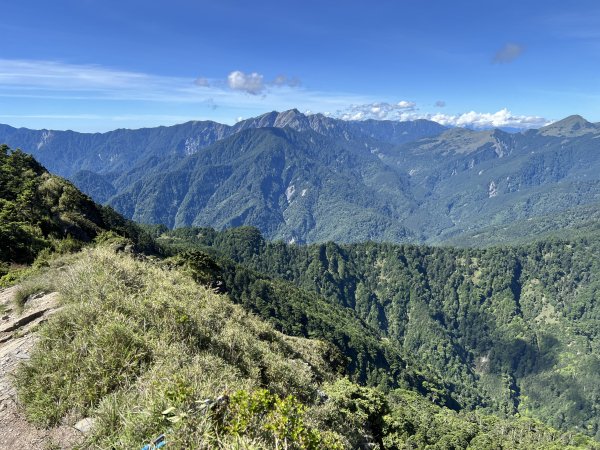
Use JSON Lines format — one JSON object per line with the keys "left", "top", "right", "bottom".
{"left": 1, "top": 0, "right": 599, "bottom": 131}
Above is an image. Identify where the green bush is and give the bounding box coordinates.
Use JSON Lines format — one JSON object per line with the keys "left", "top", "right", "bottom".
{"left": 222, "top": 389, "right": 343, "bottom": 450}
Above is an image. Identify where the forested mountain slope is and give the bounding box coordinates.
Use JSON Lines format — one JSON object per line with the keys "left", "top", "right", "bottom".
{"left": 103, "top": 114, "right": 600, "bottom": 244}
{"left": 3, "top": 112, "right": 600, "bottom": 245}
{"left": 0, "top": 144, "right": 155, "bottom": 269}
{"left": 164, "top": 225, "right": 600, "bottom": 439}
{"left": 443, "top": 200, "right": 600, "bottom": 247}
{"left": 108, "top": 126, "right": 415, "bottom": 241}
{"left": 389, "top": 115, "right": 600, "bottom": 241}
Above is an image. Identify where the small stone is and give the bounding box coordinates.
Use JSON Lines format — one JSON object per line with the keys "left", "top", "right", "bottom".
{"left": 74, "top": 417, "right": 95, "bottom": 434}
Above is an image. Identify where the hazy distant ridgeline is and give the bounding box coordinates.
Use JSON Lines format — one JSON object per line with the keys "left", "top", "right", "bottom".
{"left": 2, "top": 111, "right": 600, "bottom": 245}
{"left": 0, "top": 110, "right": 445, "bottom": 177}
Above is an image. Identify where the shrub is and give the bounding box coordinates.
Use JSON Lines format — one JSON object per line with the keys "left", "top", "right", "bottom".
{"left": 222, "top": 389, "right": 343, "bottom": 450}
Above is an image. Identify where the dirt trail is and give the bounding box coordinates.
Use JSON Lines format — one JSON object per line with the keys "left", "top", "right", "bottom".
{"left": 0, "top": 286, "right": 83, "bottom": 450}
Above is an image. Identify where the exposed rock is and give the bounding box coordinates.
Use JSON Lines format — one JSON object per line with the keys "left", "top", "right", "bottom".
{"left": 74, "top": 417, "right": 95, "bottom": 434}
{"left": 0, "top": 308, "right": 48, "bottom": 333}
{"left": 0, "top": 286, "right": 82, "bottom": 449}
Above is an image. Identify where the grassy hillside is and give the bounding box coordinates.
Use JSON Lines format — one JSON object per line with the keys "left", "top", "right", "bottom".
{"left": 15, "top": 247, "right": 342, "bottom": 448}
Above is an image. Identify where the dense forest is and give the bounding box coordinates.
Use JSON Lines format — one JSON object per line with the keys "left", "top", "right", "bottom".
{"left": 0, "top": 144, "right": 156, "bottom": 271}
{"left": 158, "top": 225, "right": 600, "bottom": 440}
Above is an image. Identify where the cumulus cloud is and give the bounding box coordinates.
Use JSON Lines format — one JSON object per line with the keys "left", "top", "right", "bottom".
{"left": 435, "top": 100, "right": 446, "bottom": 107}
{"left": 334, "top": 103, "right": 549, "bottom": 130}
{"left": 493, "top": 43, "right": 524, "bottom": 63}
{"left": 428, "top": 108, "right": 549, "bottom": 129}
{"left": 218, "top": 71, "right": 302, "bottom": 95}
{"left": 227, "top": 70, "right": 265, "bottom": 95}
{"left": 336, "top": 101, "right": 417, "bottom": 120}
{"left": 396, "top": 100, "right": 416, "bottom": 109}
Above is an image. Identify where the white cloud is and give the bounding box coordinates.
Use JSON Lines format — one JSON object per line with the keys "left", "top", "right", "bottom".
{"left": 0, "top": 59, "right": 365, "bottom": 118}
{"left": 227, "top": 70, "right": 265, "bottom": 95}
{"left": 223, "top": 71, "right": 301, "bottom": 94}
{"left": 493, "top": 43, "right": 524, "bottom": 64}
{"left": 427, "top": 108, "right": 548, "bottom": 129}
{"left": 0, "top": 58, "right": 210, "bottom": 104}
{"left": 336, "top": 101, "right": 417, "bottom": 120}
{"left": 397, "top": 100, "right": 416, "bottom": 109}
{"left": 0, "top": 59, "right": 151, "bottom": 90}
{"left": 0, "top": 59, "right": 551, "bottom": 132}
{"left": 427, "top": 108, "right": 550, "bottom": 128}
{"left": 272, "top": 74, "right": 301, "bottom": 88}
{"left": 333, "top": 102, "right": 549, "bottom": 130}
{"left": 435, "top": 100, "right": 446, "bottom": 107}
{"left": 0, "top": 60, "right": 299, "bottom": 104}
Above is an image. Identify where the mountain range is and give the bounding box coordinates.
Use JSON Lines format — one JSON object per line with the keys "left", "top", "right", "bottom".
{"left": 1, "top": 110, "right": 599, "bottom": 244}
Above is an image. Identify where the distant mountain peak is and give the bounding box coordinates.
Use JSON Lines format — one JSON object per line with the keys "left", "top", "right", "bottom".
{"left": 274, "top": 108, "right": 309, "bottom": 127}
{"left": 551, "top": 114, "right": 591, "bottom": 127}
{"left": 233, "top": 109, "right": 312, "bottom": 133}
{"left": 539, "top": 115, "right": 597, "bottom": 137}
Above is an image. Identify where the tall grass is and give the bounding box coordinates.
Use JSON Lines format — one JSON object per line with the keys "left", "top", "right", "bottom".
{"left": 14, "top": 247, "right": 340, "bottom": 449}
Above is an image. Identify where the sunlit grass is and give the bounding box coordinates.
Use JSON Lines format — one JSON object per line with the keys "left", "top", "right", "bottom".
{"left": 14, "top": 246, "right": 339, "bottom": 449}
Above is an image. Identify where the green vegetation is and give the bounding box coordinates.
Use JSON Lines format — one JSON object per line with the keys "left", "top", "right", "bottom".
{"left": 160, "top": 226, "right": 600, "bottom": 440}
{"left": 161, "top": 235, "right": 454, "bottom": 405}
{"left": 15, "top": 247, "right": 341, "bottom": 448}
{"left": 99, "top": 116, "right": 600, "bottom": 246}
{"left": 7, "top": 149, "right": 600, "bottom": 448}
{"left": 0, "top": 144, "right": 159, "bottom": 278}
{"left": 5, "top": 112, "right": 600, "bottom": 246}
{"left": 12, "top": 280, "right": 51, "bottom": 312}
{"left": 14, "top": 246, "right": 598, "bottom": 449}
{"left": 442, "top": 201, "right": 600, "bottom": 247}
